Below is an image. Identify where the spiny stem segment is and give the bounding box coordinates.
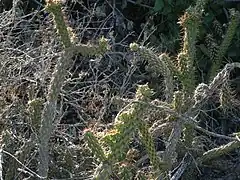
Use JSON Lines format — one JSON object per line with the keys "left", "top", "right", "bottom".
{"left": 209, "top": 9, "right": 240, "bottom": 79}
{"left": 46, "top": 1, "right": 72, "bottom": 48}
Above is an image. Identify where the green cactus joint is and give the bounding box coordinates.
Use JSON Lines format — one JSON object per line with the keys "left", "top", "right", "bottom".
{"left": 205, "top": 34, "right": 218, "bottom": 61}
{"left": 130, "top": 44, "right": 175, "bottom": 102}
{"left": 172, "top": 91, "right": 183, "bottom": 112}
{"left": 93, "top": 161, "right": 112, "bottom": 180}
{"left": 46, "top": 1, "right": 72, "bottom": 48}
{"left": 99, "top": 36, "right": 110, "bottom": 52}
{"left": 213, "top": 20, "right": 224, "bottom": 37}
{"left": 134, "top": 85, "right": 166, "bottom": 173}
{"left": 183, "top": 123, "right": 195, "bottom": 148}
{"left": 28, "top": 98, "right": 44, "bottom": 129}
{"left": 108, "top": 111, "right": 137, "bottom": 162}
{"left": 129, "top": 42, "right": 140, "bottom": 51}
{"left": 84, "top": 130, "right": 107, "bottom": 162}
{"left": 137, "top": 119, "right": 163, "bottom": 171}
{"left": 209, "top": 9, "right": 240, "bottom": 79}
{"left": 177, "top": 2, "right": 209, "bottom": 94}
{"left": 136, "top": 84, "right": 154, "bottom": 101}
{"left": 118, "top": 163, "right": 135, "bottom": 180}
{"left": 199, "top": 140, "right": 240, "bottom": 163}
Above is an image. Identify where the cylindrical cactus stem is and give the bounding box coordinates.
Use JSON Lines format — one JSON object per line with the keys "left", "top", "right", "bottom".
{"left": 84, "top": 130, "right": 107, "bottom": 162}
{"left": 104, "top": 111, "right": 137, "bottom": 163}
{"left": 135, "top": 85, "right": 166, "bottom": 175}
{"left": 172, "top": 91, "right": 184, "bottom": 113}
{"left": 183, "top": 123, "right": 195, "bottom": 148}
{"left": 38, "top": 1, "right": 110, "bottom": 178}
{"left": 130, "top": 43, "right": 175, "bottom": 102}
{"left": 137, "top": 120, "right": 164, "bottom": 172}
{"left": 210, "top": 9, "right": 240, "bottom": 79}
{"left": 198, "top": 140, "right": 240, "bottom": 164}
{"left": 178, "top": 8, "right": 199, "bottom": 94}
{"left": 28, "top": 98, "right": 44, "bottom": 130}
{"left": 93, "top": 162, "right": 112, "bottom": 180}
{"left": 177, "top": 0, "right": 208, "bottom": 94}
{"left": 46, "top": 0, "right": 72, "bottom": 48}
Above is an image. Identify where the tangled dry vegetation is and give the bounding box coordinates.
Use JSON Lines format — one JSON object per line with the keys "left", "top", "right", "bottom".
{"left": 1, "top": 0, "right": 240, "bottom": 179}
